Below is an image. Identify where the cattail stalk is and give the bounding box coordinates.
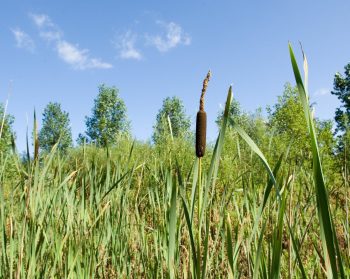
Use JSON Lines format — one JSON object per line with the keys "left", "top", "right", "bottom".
{"left": 196, "top": 71, "right": 211, "bottom": 216}
{"left": 195, "top": 71, "right": 211, "bottom": 276}
{"left": 196, "top": 71, "right": 211, "bottom": 158}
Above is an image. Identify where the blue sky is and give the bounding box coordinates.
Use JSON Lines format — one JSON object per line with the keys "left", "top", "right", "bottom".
{"left": 1, "top": 1, "right": 349, "bottom": 152}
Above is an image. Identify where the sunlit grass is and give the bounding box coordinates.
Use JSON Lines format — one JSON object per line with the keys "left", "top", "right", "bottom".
{"left": 0, "top": 45, "right": 348, "bottom": 278}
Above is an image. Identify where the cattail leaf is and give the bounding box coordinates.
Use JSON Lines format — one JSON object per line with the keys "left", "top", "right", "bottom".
{"left": 253, "top": 219, "right": 268, "bottom": 279}
{"left": 168, "top": 172, "right": 176, "bottom": 279}
{"left": 289, "top": 43, "right": 344, "bottom": 278}
{"left": 270, "top": 191, "right": 287, "bottom": 279}
{"left": 190, "top": 158, "right": 199, "bottom": 223}
{"left": 226, "top": 227, "right": 234, "bottom": 275}
{"left": 180, "top": 195, "right": 198, "bottom": 276}
{"left": 200, "top": 86, "right": 232, "bottom": 226}
{"left": 233, "top": 124, "right": 279, "bottom": 194}
{"left": 246, "top": 152, "right": 282, "bottom": 253}
{"left": 26, "top": 125, "right": 30, "bottom": 166}
{"left": 286, "top": 217, "right": 307, "bottom": 278}
{"left": 201, "top": 214, "right": 210, "bottom": 278}
{"left": 33, "top": 110, "right": 39, "bottom": 161}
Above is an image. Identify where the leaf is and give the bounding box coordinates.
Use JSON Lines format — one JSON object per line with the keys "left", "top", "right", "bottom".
{"left": 168, "top": 173, "right": 177, "bottom": 279}
{"left": 289, "top": 43, "right": 344, "bottom": 278}
{"left": 200, "top": 86, "right": 233, "bottom": 226}
{"left": 270, "top": 191, "right": 287, "bottom": 279}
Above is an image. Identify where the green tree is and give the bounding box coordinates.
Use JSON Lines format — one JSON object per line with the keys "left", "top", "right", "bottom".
{"left": 331, "top": 64, "right": 350, "bottom": 133}
{"left": 331, "top": 64, "right": 350, "bottom": 162}
{"left": 0, "top": 103, "right": 15, "bottom": 152}
{"left": 217, "top": 98, "right": 268, "bottom": 145}
{"left": 267, "top": 83, "right": 310, "bottom": 163}
{"left": 267, "top": 83, "right": 307, "bottom": 140}
{"left": 216, "top": 98, "right": 269, "bottom": 186}
{"left": 83, "top": 84, "right": 130, "bottom": 147}
{"left": 39, "top": 102, "right": 72, "bottom": 153}
{"left": 267, "top": 83, "right": 337, "bottom": 168}
{"left": 152, "top": 96, "right": 191, "bottom": 143}
{"left": 216, "top": 98, "right": 247, "bottom": 127}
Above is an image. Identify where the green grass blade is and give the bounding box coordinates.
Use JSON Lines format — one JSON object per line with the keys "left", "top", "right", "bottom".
{"left": 233, "top": 127, "right": 282, "bottom": 247}
{"left": 33, "top": 110, "right": 39, "bottom": 161}
{"left": 233, "top": 125, "right": 279, "bottom": 196}
{"left": 286, "top": 217, "right": 307, "bottom": 278}
{"left": 180, "top": 195, "right": 198, "bottom": 277}
{"left": 26, "top": 125, "right": 30, "bottom": 166}
{"left": 168, "top": 173, "right": 176, "bottom": 279}
{"left": 226, "top": 216, "right": 241, "bottom": 276}
{"left": 253, "top": 220, "right": 268, "bottom": 279}
{"left": 200, "top": 85, "right": 233, "bottom": 225}
{"left": 270, "top": 191, "right": 287, "bottom": 279}
{"left": 226, "top": 217, "right": 234, "bottom": 274}
{"left": 190, "top": 159, "right": 199, "bottom": 223}
{"left": 289, "top": 43, "right": 344, "bottom": 278}
{"left": 201, "top": 214, "right": 210, "bottom": 278}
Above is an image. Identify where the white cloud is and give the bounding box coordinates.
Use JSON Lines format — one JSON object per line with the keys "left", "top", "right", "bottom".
{"left": 29, "top": 13, "right": 62, "bottom": 42}
{"left": 56, "top": 41, "right": 112, "bottom": 70}
{"left": 147, "top": 21, "right": 191, "bottom": 52}
{"left": 115, "top": 31, "right": 142, "bottom": 60}
{"left": 29, "top": 13, "right": 112, "bottom": 70}
{"left": 29, "top": 13, "right": 54, "bottom": 28}
{"left": 39, "top": 30, "right": 62, "bottom": 42}
{"left": 11, "top": 28, "right": 35, "bottom": 51}
{"left": 313, "top": 88, "right": 330, "bottom": 97}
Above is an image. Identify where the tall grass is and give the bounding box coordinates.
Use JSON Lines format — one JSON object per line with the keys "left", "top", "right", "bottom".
{"left": 0, "top": 46, "right": 348, "bottom": 278}
{"left": 289, "top": 43, "right": 345, "bottom": 278}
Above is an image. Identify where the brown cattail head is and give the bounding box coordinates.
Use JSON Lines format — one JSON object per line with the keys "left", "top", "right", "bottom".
{"left": 196, "top": 110, "right": 207, "bottom": 157}
{"left": 196, "top": 70, "right": 211, "bottom": 157}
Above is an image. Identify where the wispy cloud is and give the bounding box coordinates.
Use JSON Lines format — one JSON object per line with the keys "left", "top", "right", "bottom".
{"left": 115, "top": 31, "right": 142, "bottom": 60}
{"left": 313, "top": 88, "right": 330, "bottom": 97}
{"left": 39, "top": 30, "right": 63, "bottom": 42}
{"left": 146, "top": 21, "right": 191, "bottom": 52}
{"left": 57, "top": 41, "right": 112, "bottom": 70}
{"left": 29, "top": 13, "right": 63, "bottom": 42}
{"left": 29, "top": 13, "right": 112, "bottom": 70}
{"left": 29, "top": 13, "right": 54, "bottom": 28}
{"left": 11, "top": 28, "right": 35, "bottom": 52}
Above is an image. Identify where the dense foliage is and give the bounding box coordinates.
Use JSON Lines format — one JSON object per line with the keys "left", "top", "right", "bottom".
{"left": 331, "top": 64, "right": 350, "bottom": 163}
{"left": 153, "top": 96, "right": 191, "bottom": 143}
{"left": 80, "top": 84, "right": 130, "bottom": 146}
{"left": 39, "top": 102, "right": 72, "bottom": 153}
{"left": 332, "top": 64, "right": 350, "bottom": 134}
{"left": 0, "top": 103, "right": 15, "bottom": 153}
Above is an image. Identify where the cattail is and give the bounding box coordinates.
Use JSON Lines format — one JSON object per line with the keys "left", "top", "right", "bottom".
{"left": 196, "top": 71, "right": 211, "bottom": 157}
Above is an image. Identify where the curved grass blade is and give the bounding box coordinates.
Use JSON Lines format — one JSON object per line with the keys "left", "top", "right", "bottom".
{"left": 232, "top": 125, "right": 279, "bottom": 197}
{"left": 200, "top": 86, "right": 233, "bottom": 226}
{"left": 289, "top": 43, "right": 344, "bottom": 278}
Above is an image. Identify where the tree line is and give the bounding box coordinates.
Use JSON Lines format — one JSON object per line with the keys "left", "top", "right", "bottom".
{"left": 0, "top": 63, "right": 350, "bottom": 158}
